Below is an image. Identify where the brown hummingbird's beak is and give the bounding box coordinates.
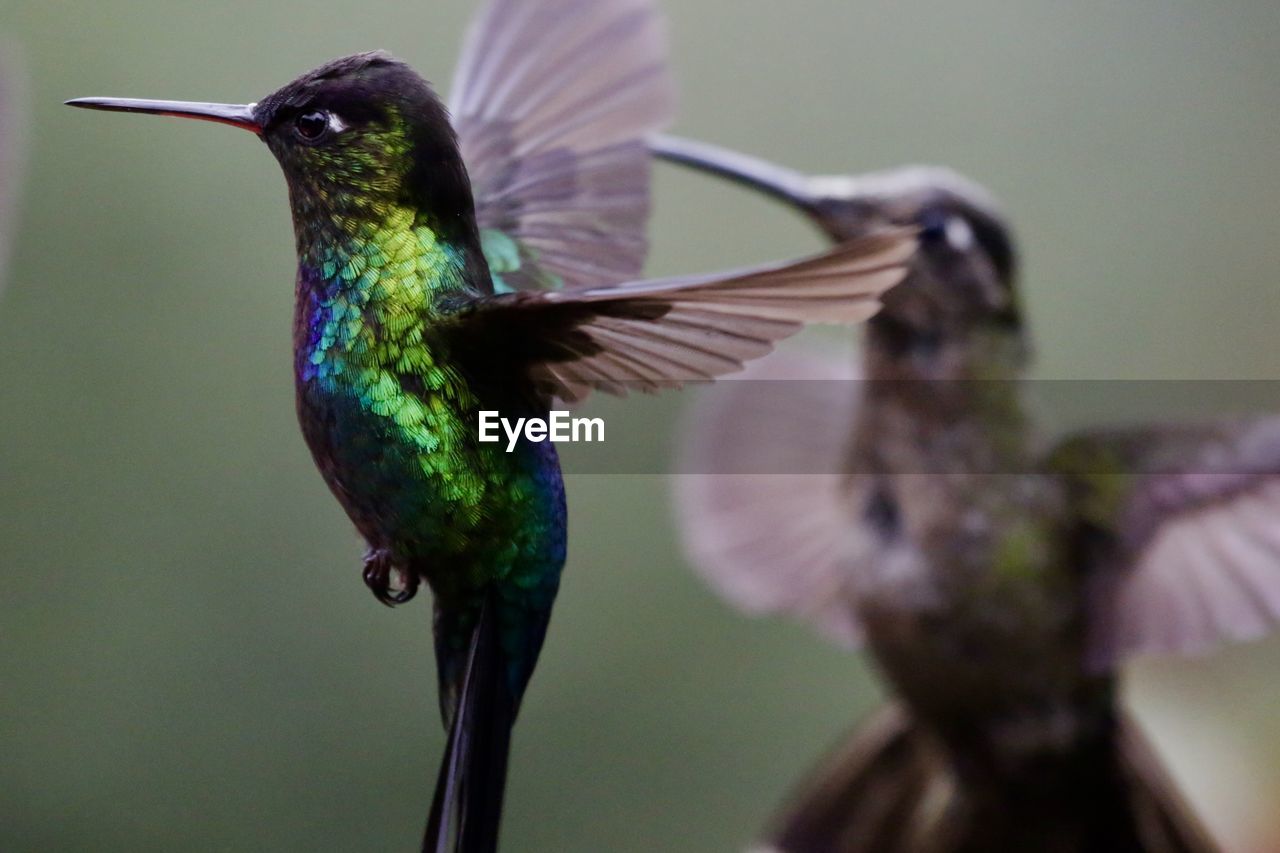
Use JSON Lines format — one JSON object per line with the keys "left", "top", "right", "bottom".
{"left": 650, "top": 133, "right": 818, "bottom": 211}
{"left": 65, "top": 98, "right": 261, "bottom": 133}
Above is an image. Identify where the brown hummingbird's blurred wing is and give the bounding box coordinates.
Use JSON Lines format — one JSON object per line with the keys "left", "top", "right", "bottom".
{"left": 671, "top": 343, "right": 869, "bottom": 648}
{"left": 449, "top": 231, "right": 912, "bottom": 405}
{"left": 1050, "top": 419, "right": 1280, "bottom": 669}
{"left": 449, "top": 0, "right": 675, "bottom": 293}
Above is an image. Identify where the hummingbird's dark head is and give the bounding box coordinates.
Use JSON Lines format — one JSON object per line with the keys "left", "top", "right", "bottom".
{"left": 251, "top": 52, "right": 474, "bottom": 236}
{"left": 67, "top": 52, "right": 476, "bottom": 246}
{"left": 807, "top": 168, "right": 1022, "bottom": 354}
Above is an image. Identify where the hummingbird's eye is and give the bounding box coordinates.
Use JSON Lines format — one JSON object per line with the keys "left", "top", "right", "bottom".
{"left": 919, "top": 209, "right": 975, "bottom": 252}
{"left": 293, "top": 110, "right": 333, "bottom": 143}
{"left": 918, "top": 208, "right": 949, "bottom": 243}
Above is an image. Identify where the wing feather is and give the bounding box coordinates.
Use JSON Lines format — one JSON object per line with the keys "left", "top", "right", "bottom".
{"left": 450, "top": 0, "right": 675, "bottom": 291}
{"left": 496, "top": 231, "right": 913, "bottom": 402}
{"left": 1062, "top": 419, "right": 1280, "bottom": 667}
{"left": 671, "top": 343, "right": 869, "bottom": 647}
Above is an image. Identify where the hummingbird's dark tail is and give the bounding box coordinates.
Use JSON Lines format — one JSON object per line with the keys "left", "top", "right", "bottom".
{"left": 760, "top": 705, "right": 1219, "bottom": 853}
{"left": 1113, "top": 717, "right": 1221, "bottom": 853}
{"left": 761, "top": 705, "right": 933, "bottom": 853}
{"left": 423, "top": 596, "right": 518, "bottom": 853}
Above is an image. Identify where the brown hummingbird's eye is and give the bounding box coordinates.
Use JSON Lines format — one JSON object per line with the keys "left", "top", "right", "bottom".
{"left": 919, "top": 208, "right": 976, "bottom": 252}
{"left": 293, "top": 110, "right": 331, "bottom": 143}
{"left": 919, "top": 208, "right": 949, "bottom": 243}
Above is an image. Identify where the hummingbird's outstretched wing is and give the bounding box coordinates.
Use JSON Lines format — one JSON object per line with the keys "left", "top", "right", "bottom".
{"left": 448, "top": 230, "right": 913, "bottom": 405}
{"left": 671, "top": 343, "right": 869, "bottom": 648}
{"left": 1050, "top": 419, "right": 1280, "bottom": 669}
{"left": 449, "top": 0, "right": 674, "bottom": 293}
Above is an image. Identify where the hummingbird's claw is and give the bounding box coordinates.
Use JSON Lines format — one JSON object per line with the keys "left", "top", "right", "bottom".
{"left": 362, "top": 549, "right": 419, "bottom": 606}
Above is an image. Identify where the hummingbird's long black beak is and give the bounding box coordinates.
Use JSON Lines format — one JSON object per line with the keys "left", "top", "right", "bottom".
{"left": 650, "top": 134, "right": 907, "bottom": 243}
{"left": 651, "top": 133, "right": 818, "bottom": 211}
{"left": 65, "top": 98, "right": 261, "bottom": 133}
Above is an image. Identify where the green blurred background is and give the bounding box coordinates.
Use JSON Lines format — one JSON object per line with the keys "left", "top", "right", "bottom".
{"left": 3, "top": 1, "right": 1279, "bottom": 850}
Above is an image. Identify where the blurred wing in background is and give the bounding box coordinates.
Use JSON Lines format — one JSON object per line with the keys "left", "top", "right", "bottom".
{"left": 449, "top": 0, "right": 676, "bottom": 293}
{"left": 0, "top": 46, "right": 27, "bottom": 292}
{"left": 671, "top": 341, "right": 873, "bottom": 647}
{"left": 450, "top": 233, "right": 912, "bottom": 406}
{"left": 1051, "top": 419, "right": 1280, "bottom": 669}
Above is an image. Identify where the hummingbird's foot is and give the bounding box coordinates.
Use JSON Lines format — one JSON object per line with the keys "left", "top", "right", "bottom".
{"left": 362, "top": 550, "right": 419, "bottom": 607}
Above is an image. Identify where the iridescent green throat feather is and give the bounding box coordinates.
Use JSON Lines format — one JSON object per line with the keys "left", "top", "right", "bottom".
{"left": 294, "top": 204, "right": 476, "bottom": 453}
{"left": 294, "top": 202, "right": 469, "bottom": 380}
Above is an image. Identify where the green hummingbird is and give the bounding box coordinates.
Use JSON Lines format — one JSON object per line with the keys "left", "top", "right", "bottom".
{"left": 63, "top": 3, "right": 915, "bottom": 849}
{"left": 659, "top": 136, "right": 1275, "bottom": 851}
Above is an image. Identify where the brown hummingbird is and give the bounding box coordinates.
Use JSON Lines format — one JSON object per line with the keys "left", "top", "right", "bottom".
{"left": 659, "top": 134, "right": 1276, "bottom": 851}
